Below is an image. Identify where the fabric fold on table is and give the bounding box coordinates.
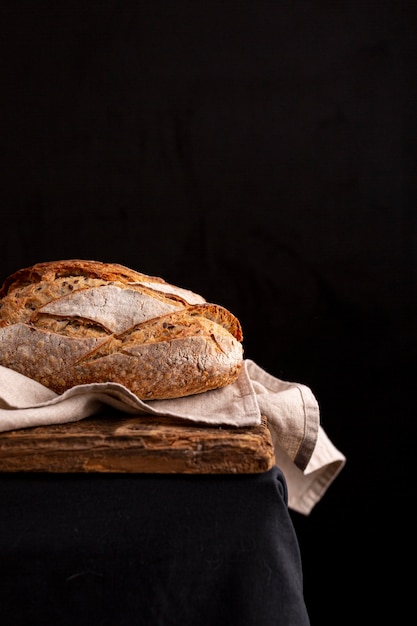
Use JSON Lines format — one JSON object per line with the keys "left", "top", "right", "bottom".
{"left": 0, "top": 360, "right": 346, "bottom": 515}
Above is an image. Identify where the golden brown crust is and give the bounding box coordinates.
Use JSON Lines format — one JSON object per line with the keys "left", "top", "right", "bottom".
{"left": 0, "top": 260, "right": 244, "bottom": 399}
{"left": 0, "top": 259, "right": 164, "bottom": 294}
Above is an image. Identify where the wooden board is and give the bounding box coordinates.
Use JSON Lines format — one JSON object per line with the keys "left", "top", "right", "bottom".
{"left": 0, "top": 413, "right": 275, "bottom": 474}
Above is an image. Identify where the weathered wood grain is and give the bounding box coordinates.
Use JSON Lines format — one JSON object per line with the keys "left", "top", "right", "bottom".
{"left": 0, "top": 414, "right": 275, "bottom": 474}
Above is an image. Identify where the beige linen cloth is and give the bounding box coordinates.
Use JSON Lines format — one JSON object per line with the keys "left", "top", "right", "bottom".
{"left": 0, "top": 359, "right": 345, "bottom": 515}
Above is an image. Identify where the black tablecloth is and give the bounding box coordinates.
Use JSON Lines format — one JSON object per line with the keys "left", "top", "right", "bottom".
{"left": 0, "top": 467, "right": 310, "bottom": 625}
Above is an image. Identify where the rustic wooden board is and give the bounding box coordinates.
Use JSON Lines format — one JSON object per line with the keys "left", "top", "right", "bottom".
{"left": 0, "top": 413, "right": 275, "bottom": 474}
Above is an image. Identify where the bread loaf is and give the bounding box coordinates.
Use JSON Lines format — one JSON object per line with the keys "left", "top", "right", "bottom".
{"left": 0, "top": 260, "right": 244, "bottom": 399}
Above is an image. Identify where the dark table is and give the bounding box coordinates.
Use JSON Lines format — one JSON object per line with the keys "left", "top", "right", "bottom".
{"left": 0, "top": 466, "right": 310, "bottom": 625}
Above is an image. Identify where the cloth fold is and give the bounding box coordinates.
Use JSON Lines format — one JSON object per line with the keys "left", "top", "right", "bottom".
{"left": 0, "top": 360, "right": 345, "bottom": 515}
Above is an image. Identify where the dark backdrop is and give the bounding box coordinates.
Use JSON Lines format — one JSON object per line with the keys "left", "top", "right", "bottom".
{"left": 1, "top": 2, "right": 416, "bottom": 623}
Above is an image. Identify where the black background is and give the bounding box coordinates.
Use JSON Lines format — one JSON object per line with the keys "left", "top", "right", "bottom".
{"left": 1, "top": 2, "right": 416, "bottom": 623}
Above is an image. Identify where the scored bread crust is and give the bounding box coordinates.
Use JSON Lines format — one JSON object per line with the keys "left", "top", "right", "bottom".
{"left": 0, "top": 260, "right": 244, "bottom": 399}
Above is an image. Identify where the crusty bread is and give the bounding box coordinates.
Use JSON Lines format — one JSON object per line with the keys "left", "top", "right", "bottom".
{"left": 0, "top": 260, "right": 244, "bottom": 399}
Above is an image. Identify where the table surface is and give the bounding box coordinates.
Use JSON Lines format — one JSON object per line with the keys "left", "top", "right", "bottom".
{"left": 0, "top": 466, "right": 310, "bottom": 626}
